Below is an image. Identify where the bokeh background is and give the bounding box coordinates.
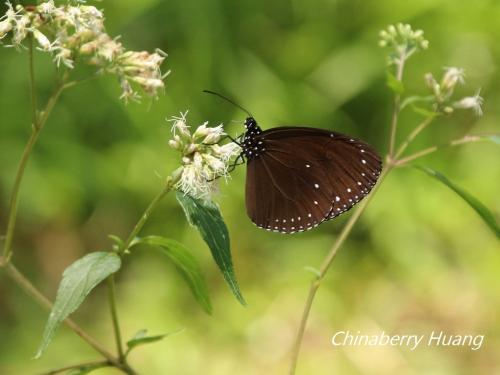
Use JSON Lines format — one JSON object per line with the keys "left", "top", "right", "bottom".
{"left": 1, "top": 0, "right": 499, "bottom": 374}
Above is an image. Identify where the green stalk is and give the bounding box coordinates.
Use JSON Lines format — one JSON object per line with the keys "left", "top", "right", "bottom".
{"left": 108, "top": 275, "right": 125, "bottom": 362}
{"left": 288, "top": 167, "right": 392, "bottom": 374}
{"left": 122, "top": 168, "right": 182, "bottom": 252}
{"left": 1, "top": 37, "right": 75, "bottom": 264}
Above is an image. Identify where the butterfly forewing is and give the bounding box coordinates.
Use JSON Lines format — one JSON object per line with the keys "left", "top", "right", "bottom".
{"left": 245, "top": 126, "right": 382, "bottom": 233}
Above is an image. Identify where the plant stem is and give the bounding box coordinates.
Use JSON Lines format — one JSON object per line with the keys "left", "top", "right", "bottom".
{"left": 1, "top": 262, "right": 123, "bottom": 366}
{"left": 39, "top": 360, "right": 111, "bottom": 375}
{"left": 28, "top": 35, "right": 38, "bottom": 131}
{"left": 288, "top": 167, "right": 392, "bottom": 375}
{"left": 122, "top": 181, "right": 176, "bottom": 251}
{"left": 388, "top": 54, "right": 406, "bottom": 157}
{"left": 1, "top": 72, "right": 71, "bottom": 264}
{"left": 393, "top": 116, "right": 434, "bottom": 159}
{"left": 395, "top": 134, "right": 491, "bottom": 166}
{"left": 108, "top": 275, "right": 125, "bottom": 362}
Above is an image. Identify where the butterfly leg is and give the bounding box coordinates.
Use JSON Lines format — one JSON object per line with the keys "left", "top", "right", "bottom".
{"left": 226, "top": 153, "right": 246, "bottom": 173}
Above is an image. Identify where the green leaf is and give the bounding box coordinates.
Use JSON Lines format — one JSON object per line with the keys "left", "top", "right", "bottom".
{"left": 176, "top": 192, "right": 246, "bottom": 305}
{"left": 125, "top": 328, "right": 184, "bottom": 355}
{"left": 134, "top": 236, "right": 212, "bottom": 314}
{"left": 386, "top": 72, "right": 404, "bottom": 95}
{"left": 400, "top": 95, "right": 434, "bottom": 110}
{"left": 35, "top": 252, "right": 121, "bottom": 358}
{"left": 416, "top": 166, "right": 500, "bottom": 238}
{"left": 108, "top": 234, "right": 124, "bottom": 252}
{"left": 411, "top": 105, "right": 439, "bottom": 118}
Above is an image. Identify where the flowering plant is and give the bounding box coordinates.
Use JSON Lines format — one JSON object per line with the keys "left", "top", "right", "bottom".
{"left": 1, "top": 0, "right": 167, "bottom": 101}
{"left": 0, "top": 2, "right": 498, "bottom": 373}
{"left": 168, "top": 112, "right": 241, "bottom": 199}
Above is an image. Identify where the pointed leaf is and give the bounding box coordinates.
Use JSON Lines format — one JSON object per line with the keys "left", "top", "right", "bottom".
{"left": 416, "top": 166, "right": 500, "bottom": 238}
{"left": 400, "top": 95, "right": 434, "bottom": 110}
{"left": 176, "top": 193, "right": 246, "bottom": 305}
{"left": 411, "top": 105, "right": 439, "bottom": 117}
{"left": 386, "top": 72, "right": 404, "bottom": 95}
{"left": 35, "top": 252, "right": 121, "bottom": 358}
{"left": 126, "top": 328, "right": 184, "bottom": 354}
{"left": 135, "top": 236, "right": 212, "bottom": 314}
{"left": 68, "top": 362, "right": 110, "bottom": 375}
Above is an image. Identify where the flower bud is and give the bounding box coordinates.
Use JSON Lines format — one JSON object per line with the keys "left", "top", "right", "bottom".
{"left": 193, "top": 123, "right": 210, "bottom": 140}
{"left": 169, "top": 139, "right": 182, "bottom": 150}
{"left": 441, "top": 67, "right": 465, "bottom": 93}
{"left": 33, "top": 29, "right": 52, "bottom": 51}
{"left": 184, "top": 143, "right": 198, "bottom": 156}
{"left": 453, "top": 91, "right": 483, "bottom": 116}
{"left": 425, "top": 73, "right": 441, "bottom": 100}
{"left": 0, "top": 20, "right": 12, "bottom": 39}
{"left": 443, "top": 106, "right": 454, "bottom": 114}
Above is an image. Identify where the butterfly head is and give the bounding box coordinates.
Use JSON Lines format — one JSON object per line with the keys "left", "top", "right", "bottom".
{"left": 244, "top": 117, "right": 258, "bottom": 129}
{"left": 244, "top": 117, "right": 262, "bottom": 135}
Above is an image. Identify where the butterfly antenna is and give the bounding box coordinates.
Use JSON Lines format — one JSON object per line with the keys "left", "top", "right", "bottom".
{"left": 203, "top": 90, "right": 253, "bottom": 117}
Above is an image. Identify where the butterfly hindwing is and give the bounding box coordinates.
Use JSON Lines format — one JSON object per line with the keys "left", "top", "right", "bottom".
{"left": 244, "top": 126, "right": 382, "bottom": 233}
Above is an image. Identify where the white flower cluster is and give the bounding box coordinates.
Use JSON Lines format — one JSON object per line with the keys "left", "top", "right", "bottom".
{"left": 379, "top": 23, "right": 429, "bottom": 64}
{"left": 168, "top": 112, "right": 242, "bottom": 199}
{"left": 425, "top": 67, "right": 483, "bottom": 116}
{"left": 0, "top": 1, "right": 167, "bottom": 102}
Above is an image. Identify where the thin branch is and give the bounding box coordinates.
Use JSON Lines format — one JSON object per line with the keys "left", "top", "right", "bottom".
{"left": 394, "top": 115, "right": 435, "bottom": 159}
{"left": 38, "top": 360, "right": 111, "bottom": 375}
{"left": 2, "top": 65, "right": 68, "bottom": 264}
{"left": 28, "top": 35, "right": 38, "bottom": 130}
{"left": 395, "top": 134, "right": 495, "bottom": 166}
{"left": 1, "top": 262, "right": 122, "bottom": 367}
{"left": 288, "top": 167, "right": 392, "bottom": 374}
{"left": 388, "top": 54, "right": 406, "bottom": 157}
{"left": 122, "top": 183, "right": 174, "bottom": 251}
{"left": 108, "top": 275, "right": 125, "bottom": 361}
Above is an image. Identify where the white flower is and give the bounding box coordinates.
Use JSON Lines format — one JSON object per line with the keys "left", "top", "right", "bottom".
{"left": 0, "top": 18, "right": 13, "bottom": 39}
{"left": 33, "top": 29, "right": 54, "bottom": 51}
{"left": 212, "top": 142, "right": 241, "bottom": 163}
{"left": 53, "top": 46, "right": 73, "bottom": 68}
{"left": 12, "top": 13, "right": 31, "bottom": 46}
{"left": 37, "top": 0, "right": 56, "bottom": 16}
{"left": 115, "top": 49, "right": 166, "bottom": 100}
{"left": 202, "top": 124, "right": 224, "bottom": 144}
{"left": 95, "top": 35, "right": 122, "bottom": 61}
{"left": 170, "top": 112, "right": 191, "bottom": 137}
{"left": 0, "top": 2, "right": 18, "bottom": 39}
{"left": 119, "top": 78, "right": 140, "bottom": 103}
{"left": 192, "top": 122, "right": 210, "bottom": 139}
{"left": 453, "top": 90, "right": 484, "bottom": 116}
{"left": 441, "top": 67, "right": 465, "bottom": 93}
{"left": 0, "top": 1, "right": 167, "bottom": 102}
{"left": 168, "top": 112, "right": 242, "bottom": 199}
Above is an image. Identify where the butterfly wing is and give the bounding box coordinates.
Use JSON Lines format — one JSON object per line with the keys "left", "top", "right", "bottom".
{"left": 245, "top": 127, "right": 382, "bottom": 233}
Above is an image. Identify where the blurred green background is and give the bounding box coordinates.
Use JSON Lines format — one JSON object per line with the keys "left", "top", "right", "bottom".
{"left": 1, "top": 0, "right": 499, "bottom": 374}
